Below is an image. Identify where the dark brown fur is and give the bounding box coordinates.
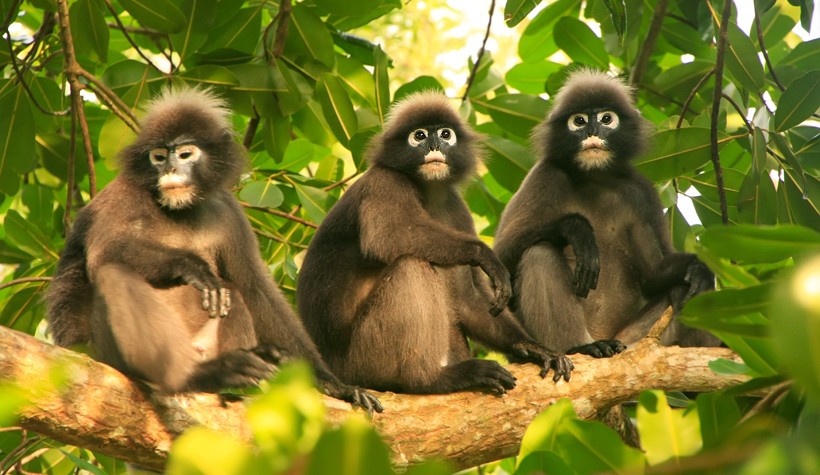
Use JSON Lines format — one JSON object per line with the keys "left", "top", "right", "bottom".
{"left": 297, "top": 93, "right": 573, "bottom": 394}
{"left": 46, "top": 88, "right": 381, "bottom": 412}
{"left": 494, "top": 70, "right": 720, "bottom": 356}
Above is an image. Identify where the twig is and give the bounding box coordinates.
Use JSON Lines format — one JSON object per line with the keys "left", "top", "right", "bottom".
{"left": 243, "top": 115, "right": 260, "bottom": 150}
{"left": 0, "top": 277, "right": 52, "bottom": 292}
{"left": 324, "top": 172, "right": 360, "bottom": 191}
{"left": 240, "top": 202, "right": 318, "bottom": 228}
{"left": 630, "top": 0, "right": 670, "bottom": 86}
{"left": 104, "top": 0, "right": 166, "bottom": 75}
{"left": 708, "top": 0, "right": 732, "bottom": 225}
{"left": 753, "top": 9, "right": 785, "bottom": 92}
{"left": 676, "top": 70, "right": 714, "bottom": 128}
{"left": 81, "top": 74, "right": 139, "bottom": 130}
{"left": 252, "top": 228, "right": 307, "bottom": 249}
{"left": 737, "top": 381, "right": 792, "bottom": 425}
{"left": 721, "top": 93, "right": 754, "bottom": 132}
{"left": 461, "top": 0, "right": 495, "bottom": 102}
{"left": 271, "top": 0, "right": 291, "bottom": 59}
{"left": 645, "top": 305, "right": 674, "bottom": 340}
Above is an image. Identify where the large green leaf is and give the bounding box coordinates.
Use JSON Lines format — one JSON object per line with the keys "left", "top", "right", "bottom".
{"left": 4, "top": 210, "right": 56, "bottom": 259}
{"left": 285, "top": 4, "right": 336, "bottom": 68}
{"left": 199, "top": 6, "right": 262, "bottom": 55}
{"left": 293, "top": 183, "right": 331, "bottom": 224}
{"left": 0, "top": 85, "right": 35, "bottom": 195}
{"left": 637, "top": 391, "right": 702, "bottom": 466}
{"left": 699, "top": 224, "right": 820, "bottom": 263}
{"left": 636, "top": 128, "right": 729, "bottom": 182}
{"left": 505, "top": 61, "right": 562, "bottom": 94}
{"left": 306, "top": 417, "right": 393, "bottom": 475}
{"left": 335, "top": 56, "right": 375, "bottom": 108}
{"left": 473, "top": 94, "right": 548, "bottom": 139}
{"left": 101, "top": 60, "right": 163, "bottom": 92}
{"left": 373, "top": 47, "right": 390, "bottom": 124}
{"left": 394, "top": 76, "right": 444, "bottom": 103}
{"left": 239, "top": 181, "right": 285, "bottom": 209}
{"left": 504, "top": 0, "right": 540, "bottom": 27}
{"left": 278, "top": 139, "right": 328, "bottom": 173}
{"left": 751, "top": 5, "right": 797, "bottom": 47}
{"left": 118, "top": 0, "right": 187, "bottom": 33}
{"left": 774, "top": 71, "right": 820, "bottom": 132}
{"left": 69, "top": 0, "right": 109, "bottom": 62}
{"left": 553, "top": 17, "right": 609, "bottom": 70}
{"left": 518, "top": 398, "right": 577, "bottom": 459}
{"left": 517, "top": 0, "right": 581, "bottom": 61}
{"left": 696, "top": 392, "right": 742, "bottom": 450}
{"left": 316, "top": 74, "right": 358, "bottom": 147}
{"left": 725, "top": 23, "right": 765, "bottom": 92}
{"left": 777, "top": 38, "right": 820, "bottom": 73}
{"left": 484, "top": 136, "right": 537, "bottom": 192}
{"left": 556, "top": 419, "right": 646, "bottom": 474}
{"left": 170, "top": 0, "right": 218, "bottom": 62}
{"left": 737, "top": 172, "right": 778, "bottom": 225}
{"left": 681, "top": 284, "right": 774, "bottom": 320}
{"left": 180, "top": 65, "right": 240, "bottom": 86}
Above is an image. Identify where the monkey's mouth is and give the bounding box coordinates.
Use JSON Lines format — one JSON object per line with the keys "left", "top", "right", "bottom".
{"left": 423, "top": 150, "right": 446, "bottom": 164}
{"left": 420, "top": 151, "right": 450, "bottom": 180}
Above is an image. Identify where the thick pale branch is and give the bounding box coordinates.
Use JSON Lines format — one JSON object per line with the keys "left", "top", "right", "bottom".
{"left": 0, "top": 325, "right": 747, "bottom": 472}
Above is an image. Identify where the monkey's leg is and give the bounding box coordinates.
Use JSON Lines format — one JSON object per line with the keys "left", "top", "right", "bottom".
{"left": 345, "top": 257, "right": 516, "bottom": 394}
{"left": 93, "top": 264, "right": 275, "bottom": 392}
{"left": 517, "top": 245, "right": 623, "bottom": 358}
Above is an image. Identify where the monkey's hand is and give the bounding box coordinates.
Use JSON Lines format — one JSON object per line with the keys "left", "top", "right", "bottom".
{"left": 567, "top": 339, "right": 626, "bottom": 358}
{"left": 172, "top": 255, "right": 232, "bottom": 318}
{"left": 320, "top": 380, "right": 384, "bottom": 416}
{"left": 565, "top": 216, "right": 600, "bottom": 298}
{"left": 473, "top": 244, "right": 513, "bottom": 317}
{"left": 510, "top": 341, "right": 574, "bottom": 383}
{"left": 184, "top": 347, "right": 280, "bottom": 392}
{"left": 680, "top": 260, "right": 715, "bottom": 308}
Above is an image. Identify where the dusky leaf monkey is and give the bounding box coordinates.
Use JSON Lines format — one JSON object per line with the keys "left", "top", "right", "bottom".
{"left": 297, "top": 92, "right": 574, "bottom": 395}
{"left": 494, "top": 69, "right": 720, "bottom": 358}
{"left": 47, "top": 87, "right": 382, "bottom": 413}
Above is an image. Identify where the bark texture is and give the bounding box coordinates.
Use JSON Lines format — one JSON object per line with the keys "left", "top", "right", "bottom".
{"left": 0, "top": 325, "right": 748, "bottom": 472}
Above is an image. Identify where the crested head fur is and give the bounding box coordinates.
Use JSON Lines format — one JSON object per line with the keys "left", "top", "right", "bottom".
{"left": 367, "top": 91, "right": 483, "bottom": 184}
{"left": 120, "top": 86, "right": 246, "bottom": 199}
{"left": 533, "top": 68, "right": 651, "bottom": 170}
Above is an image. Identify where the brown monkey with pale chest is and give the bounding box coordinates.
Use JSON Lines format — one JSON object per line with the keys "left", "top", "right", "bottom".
{"left": 47, "top": 88, "right": 381, "bottom": 413}
{"left": 297, "top": 93, "right": 573, "bottom": 394}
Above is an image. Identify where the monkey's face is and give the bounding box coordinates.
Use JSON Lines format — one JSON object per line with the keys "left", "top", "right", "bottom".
{"left": 566, "top": 109, "right": 620, "bottom": 171}
{"left": 148, "top": 141, "right": 203, "bottom": 209}
{"left": 406, "top": 126, "right": 458, "bottom": 181}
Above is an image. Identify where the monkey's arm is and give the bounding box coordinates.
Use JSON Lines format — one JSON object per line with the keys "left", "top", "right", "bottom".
{"left": 359, "top": 172, "right": 511, "bottom": 314}
{"left": 643, "top": 253, "right": 714, "bottom": 309}
{"left": 47, "top": 212, "right": 94, "bottom": 347}
{"left": 496, "top": 213, "right": 599, "bottom": 298}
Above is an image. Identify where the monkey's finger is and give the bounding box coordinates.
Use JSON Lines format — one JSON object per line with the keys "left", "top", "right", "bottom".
{"left": 208, "top": 289, "right": 219, "bottom": 317}
{"left": 200, "top": 289, "right": 211, "bottom": 311}
{"left": 219, "top": 288, "right": 231, "bottom": 317}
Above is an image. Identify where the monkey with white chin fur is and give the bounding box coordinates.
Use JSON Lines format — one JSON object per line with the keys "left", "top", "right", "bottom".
{"left": 494, "top": 69, "right": 720, "bottom": 359}
{"left": 297, "top": 92, "right": 573, "bottom": 395}
{"left": 46, "top": 87, "right": 382, "bottom": 414}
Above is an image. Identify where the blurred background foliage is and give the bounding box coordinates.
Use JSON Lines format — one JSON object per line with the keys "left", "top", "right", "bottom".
{"left": 0, "top": 0, "right": 819, "bottom": 473}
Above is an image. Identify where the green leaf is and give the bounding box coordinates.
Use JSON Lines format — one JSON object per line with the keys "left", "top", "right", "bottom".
{"left": 239, "top": 181, "right": 285, "bottom": 209}
{"left": 286, "top": 4, "right": 336, "bottom": 68}
{"left": 293, "top": 183, "right": 331, "bottom": 224}
{"left": 518, "top": 399, "right": 577, "bottom": 460}
{"left": 102, "top": 60, "right": 163, "bottom": 92}
{"left": 199, "top": 6, "right": 262, "bottom": 55}
{"left": 504, "top": 0, "right": 540, "bottom": 27}
{"left": 708, "top": 358, "right": 752, "bottom": 376}
{"left": 261, "top": 113, "right": 291, "bottom": 163}
{"left": 171, "top": 0, "right": 219, "bottom": 62}
{"left": 696, "top": 392, "right": 742, "bottom": 449}
{"left": 374, "top": 47, "right": 390, "bottom": 124}
{"left": 778, "top": 38, "right": 820, "bottom": 73}
{"left": 737, "top": 171, "right": 778, "bottom": 225}
{"left": 682, "top": 284, "right": 775, "bottom": 320}
{"left": 484, "top": 136, "right": 537, "bottom": 192}
{"left": 69, "top": 0, "right": 109, "bottom": 62}
{"left": 556, "top": 419, "right": 646, "bottom": 474}
{"left": 119, "top": 0, "right": 187, "bottom": 33}
{"left": 279, "top": 139, "right": 328, "bottom": 173}
{"left": 505, "top": 61, "right": 562, "bottom": 94}
{"left": 180, "top": 65, "right": 240, "bottom": 86}
{"left": 473, "top": 94, "right": 548, "bottom": 139}
{"left": 306, "top": 416, "right": 393, "bottom": 475}
{"left": 0, "top": 85, "right": 35, "bottom": 195}
{"left": 3, "top": 210, "right": 57, "bottom": 259}
{"left": 517, "top": 0, "right": 581, "bottom": 61}
{"left": 774, "top": 71, "right": 820, "bottom": 132}
{"left": 167, "top": 427, "right": 257, "bottom": 474}
{"left": 636, "top": 128, "right": 726, "bottom": 182}
{"left": 637, "top": 391, "right": 702, "bottom": 466}
{"left": 553, "top": 17, "right": 609, "bottom": 70}
{"left": 316, "top": 74, "right": 358, "bottom": 147}
{"left": 653, "top": 61, "right": 714, "bottom": 96}
{"left": 600, "top": 0, "right": 626, "bottom": 42}
{"left": 699, "top": 224, "right": 820, "bottom": 263}
{"left": 515, "top": 451, "right": 573, "bottom": 475}
{"left": 725, "top": 23, "right": 765, "bottom": 92}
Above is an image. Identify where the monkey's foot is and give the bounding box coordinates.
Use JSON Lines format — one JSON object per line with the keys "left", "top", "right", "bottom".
{"left": 567, "top": 339, "right": 626, "bottom": 358}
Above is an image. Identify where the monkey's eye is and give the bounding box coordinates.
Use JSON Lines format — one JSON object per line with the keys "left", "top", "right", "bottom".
{"left": 149, "top": 148, "right": 169, "bottom": 164}
{"left": 568, "top": 113, "right": 588, "bottom": 131}
{"left": 437, "top": 127, "right": 457, "bottom": 145}
{"left": 175, "top": 144, "right": 202, "bottom": 161}
{"left": 408, "top": 129, "right": 428, "bottom": 147}
{"left": 597, "top": 111, "right": 620, "bottom": 129}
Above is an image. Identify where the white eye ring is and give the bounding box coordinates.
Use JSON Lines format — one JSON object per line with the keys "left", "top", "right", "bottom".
{"left": 175, "top": 144, "right": 202, "bottom": 161}
{"left": 408, "top": 129, "right": 427, "bottom": 147}
{"left": 568, "top": 113, "right": 588, "bottom": 132}
{"left": 437, "top": 127, "right": 457, "bottom": 145}
{"left": 149, "top": 148, "right": 169, "bottom": 164}
{"left": 597, "top": 111, "right": 619, "bottom": 129}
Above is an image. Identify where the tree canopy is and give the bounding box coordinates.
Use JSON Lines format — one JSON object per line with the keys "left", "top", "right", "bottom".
{"left": 1, "top": 0, "right": 819, "bottom": 473}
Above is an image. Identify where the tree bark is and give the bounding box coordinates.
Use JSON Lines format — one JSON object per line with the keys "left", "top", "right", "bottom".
{"left": 0, "top": 325, "right": 748, "bottom": 472}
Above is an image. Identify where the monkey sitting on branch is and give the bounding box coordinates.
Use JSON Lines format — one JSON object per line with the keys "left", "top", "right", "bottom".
{"left": 297, "top": 92, "right": 573, "bottom": 395}
{"left": 46, "top": 87, "right": 381, "bottom": 414}
{"left": 494, "top": 69, "right": 720, "bottom": 359}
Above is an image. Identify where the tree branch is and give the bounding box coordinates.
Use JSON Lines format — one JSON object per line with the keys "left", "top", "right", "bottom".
{"left": 461, "top": 0, "right": 495, "bottom": 103}
{"left": 1, "top": 325, "right": 748, "bottom": 472}
{"left": 630, "top": 0, "right": 669, "bottom": 86}
{"left": 708, "top": 0, "right": 732, "bottom": 225}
